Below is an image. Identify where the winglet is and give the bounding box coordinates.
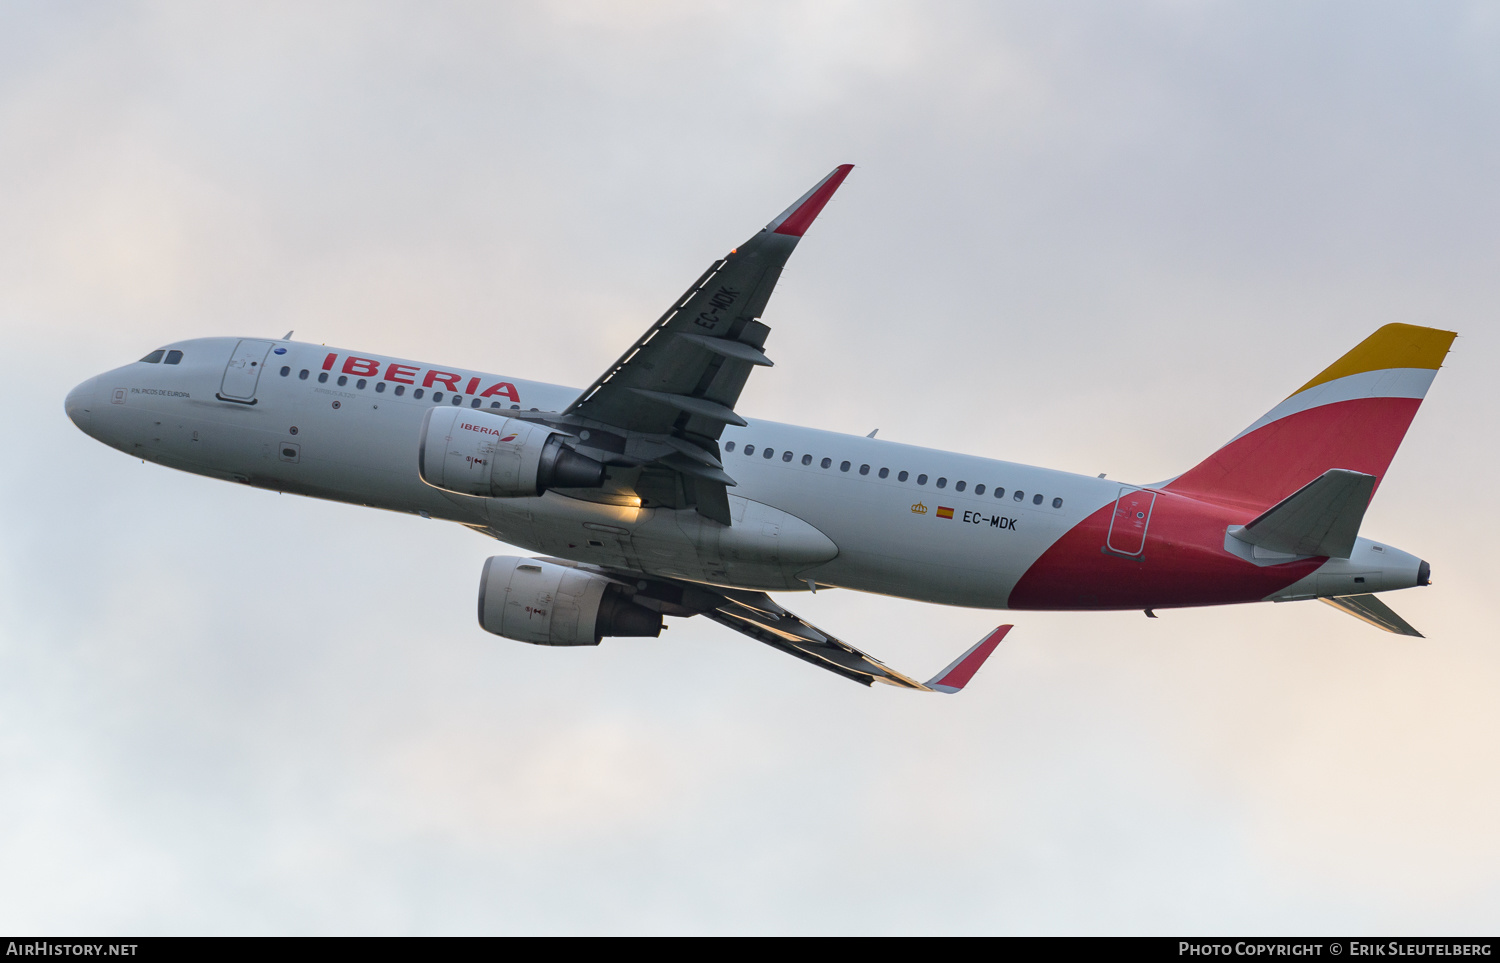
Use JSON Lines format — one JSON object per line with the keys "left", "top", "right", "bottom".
{"left": 766, "top": 164, "right": 854, "bottom": 237}
{"left": 925, "top": 625, "right": 1011, "bottom": 694}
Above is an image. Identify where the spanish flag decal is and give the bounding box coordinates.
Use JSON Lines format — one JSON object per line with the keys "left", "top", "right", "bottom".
{"left": 936, "top": 506, "right": 954, "bottom": 519}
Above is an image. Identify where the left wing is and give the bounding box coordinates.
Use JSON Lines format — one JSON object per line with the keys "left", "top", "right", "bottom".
{"left": 556, "top": 165, "right": 854, "bottom": 523}
{"left": 539, "top": 560, "right": 1008, "bottom": 691}
{"left": 707, "top": 593, "right": 1009, "bottom": 691}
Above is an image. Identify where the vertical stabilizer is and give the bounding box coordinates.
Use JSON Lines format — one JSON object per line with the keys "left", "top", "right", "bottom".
{"left": 1166, "top": 324, "right": 1455, "bottom": 512}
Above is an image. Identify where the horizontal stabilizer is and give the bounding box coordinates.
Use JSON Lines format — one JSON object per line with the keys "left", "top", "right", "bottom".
{"left": 1320, "top": 594, "right": 1424, "bottom": 637}
{"left": 1233, "top": 469, "right": 1376, "bottom": 558}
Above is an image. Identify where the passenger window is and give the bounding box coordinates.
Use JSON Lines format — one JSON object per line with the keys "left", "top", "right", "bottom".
{"left": 994, "top": 488, "right": 1005, "bottom": 499}
{"left": 164, "top": 350, "right": 183, "bottom": 364}
{"left": 955, "top": 480, "right": 966, "bottom": 492}
{"left": 395, "top": 385, "right": 406, "bottom": 396}
{"left": 139, "top": 349, "right": 165, "bottom": 364}
{"left": 1033, "top": 493, "right": 1043, "bottom": 505}
{"left": 744, "top": 444, "right": 755, "bottom": 456}
{"left": 432, "top": 391, "right": 443, "bottom": 402}
{"left": 317, "top": 372, "right": 328, "bottom": 383}
{"left": 336, "top": 375, "right": 348, "bottom": 386}
{"left": 1013, "top": 490, "right": 1024, "bottom": 501}
{"left": 490, "top": 401, "right": 500, "bottom": 408}
{"left": 1052, "top": 497, "right": 1063, "bottom": 508}
{"left": 801, "top": 454, "right": 812, "bottom": 466}
{"left": 725, "top": 442, "right": 736, "bottom": 452}
{"left": 782, "top": 451, "right": 793, "bottom": 462}
{"left": 936, "top": 477, "right": 947, "bottom": 488}
{"left": 859, "top": 464, "right": 870, "bottom": 475}
{"left": 471, "top": 398, "right": 481, "bottom": 408}
{"left": 898, "top": 471, "right": 909, "bottom": 482}
{"left": 375, "top": 382, "right": 386, "bottom": 393}
{"left": 878, "top": 467, "right": 889, "bottom": 479}
{"left": 356, "top": 379, "right": 366, "bottom": 389}
{"left": 511, "top": 404, "right": 520, "bottom": 409}
{"left": 414, "top": 388, "right": 425, "bottom": 399}
{"left": 298, "top": 369, "right": 309, "bottom": 380}
{"left": 280, "top": 366, "right": 290, "bottom": 377}
{"left": 975, "top": 484, "right": 986, "bottom": 495}
{"left": 917, "top": 474, "right": 928, "bottom": 485}
{"left": 452, "top": 395, "right": 462, "bottom": 405}
{"left": 839, "top": 461, "right": 850, "bottom": 472}
{"left": 820, "top": 457, "right": 831, "bottom": 469}
{"left": 764, "top": 448, "right": 774, "bottom": 459}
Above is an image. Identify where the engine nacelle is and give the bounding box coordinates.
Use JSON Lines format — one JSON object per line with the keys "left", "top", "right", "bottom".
{"left": 477, "top": 556, "right": 663, "bottom": 646}
{"left": 418, "top": 407, "right": 604, "bottom": 498}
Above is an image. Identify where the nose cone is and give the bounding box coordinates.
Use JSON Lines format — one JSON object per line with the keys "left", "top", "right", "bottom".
{"left": 65, "top": 377, "right": 98, "bottom": 432}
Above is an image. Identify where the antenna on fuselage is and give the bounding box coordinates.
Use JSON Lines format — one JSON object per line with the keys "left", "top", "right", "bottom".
{"left": 281, "top": 330, "right": 294, "bottom": 340}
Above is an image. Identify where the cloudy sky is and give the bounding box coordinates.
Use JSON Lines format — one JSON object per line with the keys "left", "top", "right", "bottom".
{"left": 3, "top": 1, "right": 1498, "bottom": 934}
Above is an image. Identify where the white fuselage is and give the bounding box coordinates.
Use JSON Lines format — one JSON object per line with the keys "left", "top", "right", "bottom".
{"left": 69, "top": 336, "right": 1428, "bottom": 612}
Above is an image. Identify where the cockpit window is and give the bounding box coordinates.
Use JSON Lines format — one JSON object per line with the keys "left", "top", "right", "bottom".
{"left": 140, "top": 349, "right": 165, "bottom": 364}
{"left": 164, "top": 349, "right": 183, "bottom": 364}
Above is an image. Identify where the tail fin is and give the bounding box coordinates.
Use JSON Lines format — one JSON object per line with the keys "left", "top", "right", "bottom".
{"left": 1165, "top": 324, "right": 1456, "bottom": 512}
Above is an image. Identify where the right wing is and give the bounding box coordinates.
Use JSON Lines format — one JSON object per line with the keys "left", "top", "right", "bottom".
{"left": 554, "top": 165, "right": 854, "bottom": 523}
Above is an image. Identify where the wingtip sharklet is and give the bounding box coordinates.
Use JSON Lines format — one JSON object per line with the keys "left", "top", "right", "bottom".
{"left": 925, "top": 625, "right": 1011, "bottom": 694}
{"left": 766, "top": 164, "right": 854, "bottom": 237}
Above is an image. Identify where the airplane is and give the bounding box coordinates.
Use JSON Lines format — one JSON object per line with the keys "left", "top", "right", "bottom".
{"left": 63, "top": 164, "right": 1456, "bottom": 692}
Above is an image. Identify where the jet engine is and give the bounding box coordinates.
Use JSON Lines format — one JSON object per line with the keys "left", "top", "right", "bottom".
{"left": 478, "top": 556, "right": 663, "bottom": 646}
{"left": 418, "top": 407, "right": 604, "bottom": 498}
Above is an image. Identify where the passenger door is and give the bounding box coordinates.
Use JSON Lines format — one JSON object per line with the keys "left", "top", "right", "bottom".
{"left": 218, "top": 340, "right": 275, "bottom": 403}
{"left": 1105, "top": 487, "right": 1156, "bottom": 557}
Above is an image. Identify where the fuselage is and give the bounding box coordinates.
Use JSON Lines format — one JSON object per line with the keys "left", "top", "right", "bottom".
{"left": 65, "top": 336, "right": 1426, "bottom": 611}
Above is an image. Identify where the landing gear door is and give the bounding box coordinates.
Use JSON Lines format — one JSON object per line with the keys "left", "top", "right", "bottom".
{"left": 219, "top": 339, "right": 275, "bottom": 403}
{"left": 1105, "top": 487, "right": 1156, "bottom": 557}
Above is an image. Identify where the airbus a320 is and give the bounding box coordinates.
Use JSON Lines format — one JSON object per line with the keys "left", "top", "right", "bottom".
{"left": 65, "top": 165, "right": 1455, "bottom": 691}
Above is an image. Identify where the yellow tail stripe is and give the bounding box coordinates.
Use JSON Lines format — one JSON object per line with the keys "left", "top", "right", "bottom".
{"left": 1291, "top": 323, "right": 1457, "bottom": 398}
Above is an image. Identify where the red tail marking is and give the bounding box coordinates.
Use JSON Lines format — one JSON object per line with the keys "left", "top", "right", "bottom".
{"left": 1165, "top": 397, "right": 1422, "bottom": 513}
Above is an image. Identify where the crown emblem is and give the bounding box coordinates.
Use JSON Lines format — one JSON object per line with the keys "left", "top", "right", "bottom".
{"left": 911, "top": 502, "right": 928, "bottom": 514}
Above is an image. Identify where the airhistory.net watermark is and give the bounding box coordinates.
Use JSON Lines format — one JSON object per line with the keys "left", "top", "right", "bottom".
{"left": 5, "top": 945, "right": 138, "bottom": 956}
